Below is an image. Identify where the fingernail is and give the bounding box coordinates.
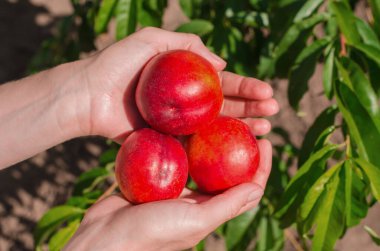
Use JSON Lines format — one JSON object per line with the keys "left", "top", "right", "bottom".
{"left": 248, "top": 189, "right": 263, "bottom": 202}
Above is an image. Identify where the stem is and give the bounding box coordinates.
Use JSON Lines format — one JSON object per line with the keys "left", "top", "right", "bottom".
{"left": 96, "top": 180, "right": 118, "bottom": 202}
{"left": 284, "top": 229, "right": 304, "bottom": 251}
{"left": 340, "top": 35, "right": 347, "bottom": 56}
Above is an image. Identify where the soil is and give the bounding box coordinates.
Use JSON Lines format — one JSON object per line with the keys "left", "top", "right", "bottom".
{"left": 0, "top": 0, "right": 379, "bottom": 250}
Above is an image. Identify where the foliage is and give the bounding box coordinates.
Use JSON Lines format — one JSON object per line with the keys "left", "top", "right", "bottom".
{"left": 32, "top": 0, "right": 380, "bottom": 250}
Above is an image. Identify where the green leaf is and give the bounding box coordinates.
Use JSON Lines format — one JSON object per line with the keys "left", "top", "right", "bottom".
{"left": 288, "top": 38, "right": 329, "bottom": 109}
{"left": 329, "top": 0, "right": 360, "bottom": 44}
{"left": 323, "top": 46, "right": 335, "bottom": 99}
{"left": 137, "top": 0, "right": 167, "bottom": 27}
{"left": 353, "top": 43, "right": 380, "bottom": 68}
{"left": 179, "top": 0, "right": 193, "bottom": 18}
{"left": 343, "top": 161, "right": 368, "bottom": 227}
{"left": 255, "top": 216, "right": 284, "bottom": 251}
{"left": 313, "top": 125, "right": 337, "bottom": 151}
{"left": 99, "top": 148, "right": 118, "bottom": 165}
{"left": 116, "top": 0, "right": 137, "bottom": 40}
{"left": 275, "top": 144, "right": 338, "bottom": 227}
{"left": 364, "top": 225, "right": 380, "bottom": 246}
{"left": 293, "top": 0, "right": 324, "bottom": 22}
{"left": 355, "top": 158, "right": 380, "bottom": 201}
{"left": 175, "top": 19, "right": 214, "bottom": 37}
{"left": 225, "top": 209, "right": 257, "bottom": 249}
{"left": 369, "top": 0, "right": 380, "bottom": 37}
{"left": 311, "top": 168, "right": 345, "bottom": 251}
{"left": 48, "top": 219, "right": 80, "bottom": 251}
{"left": 34, "top": 205, "right": 84, "bottom": 247}
{"left": 335, "top": 82, "right": 380, "bottom": 166}
{"left": 300, "top": 162, "right": 343, "bottom": 220}
{"left": 355, "top": 18, "right": 380, "bottom": 48}
{"left": 273, "top": 13, "right": 328, "bottom": 62}
{"left": 298, "top": 106, "right": 338, "bottom": 167}
{"left": 335, "top": 57, "right": 380, "bottom": 127}
{"left": 95, "top": 0, "right": 118, "bottom": 34}
{"left": 194, "top": 239, "right": 205, "bottom": 251}
{"left": 73, "top": 167, "right": 110, "bottom": 196}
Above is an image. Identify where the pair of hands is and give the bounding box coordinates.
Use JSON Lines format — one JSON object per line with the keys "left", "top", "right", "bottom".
{"left": 64, "top": 27, "right": 279, "bottom": 250}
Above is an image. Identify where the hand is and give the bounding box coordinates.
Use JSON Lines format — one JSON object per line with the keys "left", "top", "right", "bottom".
{"left": 64, "top": 139, "right": 272, "bottom": 251}
{"left": 74, "top": 27, "right": 278, "bottom": 139}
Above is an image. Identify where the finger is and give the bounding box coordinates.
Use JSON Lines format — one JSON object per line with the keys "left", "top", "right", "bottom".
{"left": 240, "top": 118, "right": 271, "bottom": 136}
{"left": 198, "top": 183, "right": 263, "bottom": 231}
{"left": 132, "top": 27, "right": 226, "bottom": 71}
{"left": 84, "top": 194, "right": 130, "bottom": 222}
{"left": 252, "top": 139, "right": 272, "bottom": 188}
{"left": 222, "top": 98, "right": 279, "bottom": 117}
{"left": 221, "top": 71, "right": 273, "bottom": 100}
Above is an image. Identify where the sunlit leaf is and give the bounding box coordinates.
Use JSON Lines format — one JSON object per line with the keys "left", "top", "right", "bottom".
{"left": 355, "top": 158, "right": 380, "bottom": 201}
{"left": 335, "top": 82, "right": 380, "bottom": 166}
{"left": 48, "top": 219, "right": 80, "bottom": 251}
{"left": 95, "top": 0, "right": 118, "bottom": 34}
{"left": 329, "top": 0, "right": 360, "bottom": 44}
{"left": 175, "top": 19, "right": 214, "bottom": 37}
{"left": 34, "top": 206, "right": 84, "bottom": 247}
{"left": 364, "top": 225, "right": 380, "bottom": 246}
{"left": 116, "top": 0, "right": 137, "bottom": 40}
{"left": 294, "top": 0, "right": 324, "bottom": 22}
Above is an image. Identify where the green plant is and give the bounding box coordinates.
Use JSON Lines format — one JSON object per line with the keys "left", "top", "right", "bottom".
{"left": 32, "top": 0, "right": 380, "bottom": 250}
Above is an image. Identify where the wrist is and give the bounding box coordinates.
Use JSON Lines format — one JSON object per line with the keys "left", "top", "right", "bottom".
{"left": 47, "top": 58, "right": 93, "bottom": 138}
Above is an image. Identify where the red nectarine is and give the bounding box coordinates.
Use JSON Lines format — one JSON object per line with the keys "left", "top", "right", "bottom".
{"left": 186, "top": 117, "right": 260, "bottom": 194}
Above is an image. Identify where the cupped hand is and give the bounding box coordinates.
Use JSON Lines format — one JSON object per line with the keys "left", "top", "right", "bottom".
{"left": 64, "top": 139, "right": 272, "bottom": 251}
{"left": 77, "top": 27, "right": 278, "bottom": 140}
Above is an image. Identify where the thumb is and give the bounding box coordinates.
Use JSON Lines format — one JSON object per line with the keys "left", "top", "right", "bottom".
{"left": 199, "top": 183, "right": 263, "bottom": 231}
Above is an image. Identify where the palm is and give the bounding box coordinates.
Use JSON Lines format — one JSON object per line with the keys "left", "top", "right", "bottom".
{"left": 84, "top": 28, "right": 278, "bottom": 139}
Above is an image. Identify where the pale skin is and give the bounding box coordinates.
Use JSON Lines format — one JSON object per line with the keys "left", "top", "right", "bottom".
{"left": 0, "top": 28, "right": 279, "bottom": 250}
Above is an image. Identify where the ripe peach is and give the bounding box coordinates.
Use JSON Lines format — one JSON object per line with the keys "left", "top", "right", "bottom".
{"left": 187, "top": 117, "right": 260, "bottom": 194}
{"left": 136, "top": 50, "right": 223, "bottom": 135}
{"left": 115, "top": 128, "right": 188, "bottom": 204}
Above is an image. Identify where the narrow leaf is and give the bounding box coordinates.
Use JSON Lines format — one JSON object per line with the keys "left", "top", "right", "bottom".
{"left": 343, "top": 161, "right": 368, "bottom": 227}
{"left": 355, "top": 158, "right": 380, "bottom": 201}
{"left": 175, "top": 19, "right": 214, "bottom": 37}
{"left": 34, "top": 206, "right": 84, "bottom": 246}
{"left": 335, "top": 57, "right": 380, "bottom": 127}
{"left": 300, "top": 162, "right": 343, "bottom": 220}
{"left": 116, "top": 0, "right": 137, "bottom": 40}
{"left": 329, "top": 0, "right": 360, "bottom": 44}
{"left": 255, "top": 216, "right": 284, "bottom": 251}
{"left": 369, "top": 0, "right": 380, "bottom": 37}
{"left": 335, "top": 82, "right": 380, "bottom": 166}
{"left": 275, "top": 144, "right": 338, "bottom": 227}
{"left": 353, "top": 43, "right": 380, "bottom": 68}
{"left": 73, "top": 167, "right": 110, "bottom": 196}
{"left": 288, "top": 38, "right": 330, "bottom": 108}
{"left": 273, "top": 13, "right": 328, "bottom": 62}
{"left": 311, "top": 170, "right": 345, "bottom": 251}
{"left": 298, "top": 106, "right": 338, "bottom": 167}
{"left": 364, "top": 225, "right": 380, "bottom": 246}
{"left": 225, "top": 209, "right": 257, "bottom": 249}
{"left": 355, "top": 18, "right": 380, "bottom": 48}
{"left": 179, "top": 0, "right": 193, "bottom": 18}
{"left": 95, "top": 0, "right": 118, "bottom": 34}
{"left": 48, "top": 219, "right": 80, "bottom": 251}
{"left": 323, "top": 46, "right": 335, "bottom": 99}
{"left": 294, "top": 0, "right": 324, "bottom": 22}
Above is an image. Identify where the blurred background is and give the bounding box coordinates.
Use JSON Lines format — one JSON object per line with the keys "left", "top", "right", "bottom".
{"left": 0, "top": 0, "right": 379, "bottom": 250}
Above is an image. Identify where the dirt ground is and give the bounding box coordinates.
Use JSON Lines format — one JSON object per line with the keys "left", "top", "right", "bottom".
{"left": 0, "top": 0, "right": 379, "bottom": 250}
